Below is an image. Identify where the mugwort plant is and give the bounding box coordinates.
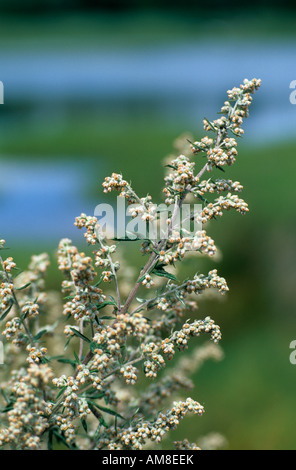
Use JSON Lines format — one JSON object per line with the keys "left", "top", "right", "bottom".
{"left": 0, "top": 79, "right": 261, "bottom": 450}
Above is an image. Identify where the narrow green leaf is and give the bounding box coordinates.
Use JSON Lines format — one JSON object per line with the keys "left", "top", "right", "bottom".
{"left": 137, "top": 275, "right": 147, "bottom": 283}
{"left": 47, "top": 429, "right": 53, "bottom": 450}
{"left": 33, "top": 329, "right": 48, "bottom": 341}
{"left": 55, "top": 385, "right": 67, "bottom": 400}
{"left": 0, "top": 403, "right": 14, "bottom": 413}
{"left": 64, "top": 337, "right": 72, "bottom": 351}
{"left": 214, "top": 164, "right": 226, "bottom": 173}
{"left": 15, "top": 283, "right": 31, "bottom": 291}
{"left": 74, "top": 351, "right": 81, "bottom": 364}
{"left": 90, "top": 341, "right": 98, "bottom": 354}
{"left": 85, "top": 393, "right": 105, "bottom": 400}
{"left": 40, "top": 356, "right": 50, "bottom": 364}
{"left": 228, "top": 128, "right": 242, "bottom": 138}
{"left": 204, "top": 117, "right": 216, "bottom": 131}
{"left": 152, "top": 267, "right": 178, "bottom": 281}
{"left": 52, "top": 429, "right": 75, "bottom": 450}
{"left": 96, "top": 300, "right": 116, "bottom": 310}
{"left": 93, "top": 276, "right": 104, "bottom": 287}
{"left": 0, "top": 303, "right": 13, "bottom": 322}
{"left": 109, "top": 295, "right": 117, "bottom": 304}
{"left": 57, "top": 358, "right": 77, "bottom": 368}
{"left": 96, "top": 405, "right": 125, "bottom": 420}
{"left": 70, "top": 328, "right": 91, "bottom": 343}
{"left": 81, "top": 418, "right": 88, "bottom": 433}
{"left": 164, "top": 164, "right": 178, "bottom": 170}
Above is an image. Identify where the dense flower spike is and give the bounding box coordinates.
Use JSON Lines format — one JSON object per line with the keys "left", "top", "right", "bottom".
{"left": 0, "top": 79, "right": 260, "bottom": 450}
{"left": 174, "top": 439, "right": 201, "bottom": 450}
{"left": 0, "top": 363, "right": 53, "bottom": 449}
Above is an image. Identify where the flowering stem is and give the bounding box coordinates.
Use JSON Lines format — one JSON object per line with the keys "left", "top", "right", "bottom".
{"left": 0, "top": 255, "right": 34, "bottom": 344}
{"left": 50, "top": 355, "right": 144, "bottom": 418}
{"left": 121, "top": 194, "right": 189, "bottom": 315}
{"left": 97, "top": 236, "right": 121, "bottom": 311}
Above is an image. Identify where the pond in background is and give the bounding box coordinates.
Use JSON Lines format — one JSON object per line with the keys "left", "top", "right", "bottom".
{"left": 0, "top": 38, "right": 295, "bottom": 141}
{"left": 0, "top": 38, "right": 295, "bottom": 243}
{"left": 0, "top": 159, "right": 103, "bottom": 244}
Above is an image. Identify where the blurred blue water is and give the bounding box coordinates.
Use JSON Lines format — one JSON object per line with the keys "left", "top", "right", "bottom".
{"left": 0, "top": 39, "right": 295, "bottom": 244}
{"left": 0, "top": 160, "right": 99, "bottom": 244}
{"left": 0, "top": 39, "right": 295, "bottom": 140}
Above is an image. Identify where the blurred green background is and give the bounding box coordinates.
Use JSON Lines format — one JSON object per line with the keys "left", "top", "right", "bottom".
{"left": 0, "top": 0, "right": 296, "bottom": 450}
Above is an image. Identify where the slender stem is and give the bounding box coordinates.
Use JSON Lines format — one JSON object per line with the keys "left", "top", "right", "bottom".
{"left": 121, "top": 127, "right": 228, "bottom": 318}
{"left": 121, "top": 193, "right": 189, "bottom": 316}
{"left": 130, "top": 282, "right": 187, "bottom": 315}
{"left": 120, "top": 251, "right": 159, "bottom": 316}
{"left": 78, "top": 319, "right": 84, "bottom": 362}
{"left": 50, "top": 102, "right": 239, "bottom": 421}
{"left": 97, "top": 236, "right": 121, "bottom": 312}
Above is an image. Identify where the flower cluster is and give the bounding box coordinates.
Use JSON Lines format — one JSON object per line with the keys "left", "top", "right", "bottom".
{"left": 3, "top": 257, "right": 16, "bottom": 273}
{"left": 120, "top": 365, "right": 138, "bottom": 385}
{"left": 174, "top": 439, "right": 200, "bottom": 450}
{"left": 0, "top": 251, "right": 50, "bottom": 352}
{"left": 103, "top": 173, "right": 156, "bottom": 222}
{"left": 2, "top": 317, "right": 22, "bottom": 341}
{"left": 198, "top": 194, "right": 249, "bottom": 224}
{"left": 96, "top": 398, "right": 204, "bottom": 450}
{"left": 163, "top": 155, "right": 198, "bottom": 204}
{"left": 94, "top": 245, "right": 119, "bottom": 283}
{"left": 26, "top": 345, "right": 48, "bottom": 364}
{"left": 103, "top": 173, "right": 139, "bottom": 206}
{"left": 140, "top": 317, "right": 221, "bottom": 380}
{"left": 197, "top": 178, "right": 243, "bottom": 196}
{"left": 185, "top": 270, "right": 229, "bottom": 295}
{"left": 0, "top": 363, "right": 53, "bottom": 449}
{"left": 75, "top": 213, "right": 98, "bottom": 245}
{"left": 22, "top": 302, "right": 39, "bottom": 319}
{"left": 57, "top": 238, "right": 78, "bottom": 273}
{"left": 0, "top": 282, "right": 14, "bottom": 313}
{"left": 141, "top": 273, "right": 154, "bottom": 289}
{"left": 127, "top": 196, "right": 156, "bottom": 222}
{"left": 103, "top": 173, "right": 129, "bottom": 197}
{"left": 201, "top": 78, "right": 261, "bottom": 139}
